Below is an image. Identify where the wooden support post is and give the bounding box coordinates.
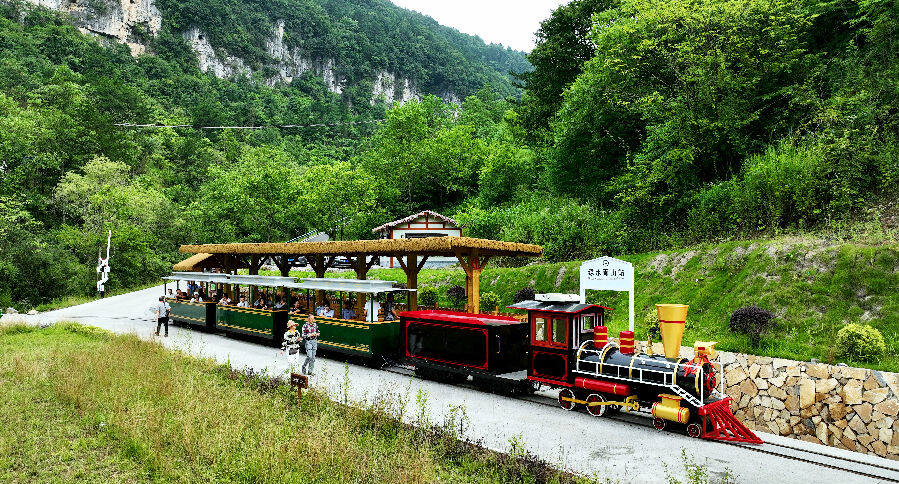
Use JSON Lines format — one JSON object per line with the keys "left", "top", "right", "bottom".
{"left": 353, "top": 255, "right": 373, "bottom": 319}
{"left": 249, "top": 255, "right": 261, "bottom": 303}
{"left": 397, "top": 254, "right": 428, "bottom": 311}
{"left": 309, "top": 255, "right": 335, "bottom": 308}
{"left": 455, "top": 251, "right": 491, "bottom": 314}
{"left": 276, "top": 254, "right": 292, "bottom": 277}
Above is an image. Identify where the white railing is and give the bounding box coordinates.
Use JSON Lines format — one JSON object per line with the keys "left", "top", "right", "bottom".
{"left": 574, "top": 341, "right": 725, "bottom": 408}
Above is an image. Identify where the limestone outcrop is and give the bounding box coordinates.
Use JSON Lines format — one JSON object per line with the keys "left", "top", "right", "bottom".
{"left": 22, "top": 0, "right": 457, "bottom": 104}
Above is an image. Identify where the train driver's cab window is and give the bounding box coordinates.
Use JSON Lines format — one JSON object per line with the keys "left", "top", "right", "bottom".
{"left": 552, "top": 318, "right": 566, "bottom": 344}
{"left": 581, "top": 315, "right": 595, "bottom": 332}
{"left": 534, "top": 317, "right": 547, "bottom": 341}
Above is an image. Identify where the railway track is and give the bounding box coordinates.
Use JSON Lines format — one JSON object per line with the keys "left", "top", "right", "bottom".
{"left": 522, "top": 391, "right": 899, "bottom": 482}
{"left": 381, "top": 366, "right": 899, "bottom": 483}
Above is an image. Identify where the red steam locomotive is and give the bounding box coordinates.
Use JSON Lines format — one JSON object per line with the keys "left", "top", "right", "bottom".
{"left": 400, "top": 295, "right": 762, "bottom": 444}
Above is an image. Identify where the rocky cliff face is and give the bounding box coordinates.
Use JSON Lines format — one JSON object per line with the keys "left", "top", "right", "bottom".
{"left": 22, "top": 0, "right": 455, "bottom": 104}
{"left": 28, "top": 0, "right": 161, "bottom": 55}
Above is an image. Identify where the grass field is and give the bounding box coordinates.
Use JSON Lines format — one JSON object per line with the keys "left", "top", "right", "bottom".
{"left": 269, "top": 236, "right": 899, "bottom": 371}
{"left": 0, "top": 323, "right": 598, "bottom": 484}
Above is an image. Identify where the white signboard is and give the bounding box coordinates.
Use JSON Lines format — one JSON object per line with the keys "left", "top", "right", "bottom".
{"left": 579, "top": 257, "right": 635, "bottom": 331}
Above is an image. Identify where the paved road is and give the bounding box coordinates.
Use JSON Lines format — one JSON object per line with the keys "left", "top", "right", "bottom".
{"left": 13, "top": 285, "right": 899, "bottom": 484}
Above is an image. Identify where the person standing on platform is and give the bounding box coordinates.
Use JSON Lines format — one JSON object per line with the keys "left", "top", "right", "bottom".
{"left": 154, "top": 296, "right": 171, "bottom": 337}
{"left": 301, "top": 314, "right": 320, "bottom": 376}
{"left": 280, "top": 320, "right": 302, "bottom": 371}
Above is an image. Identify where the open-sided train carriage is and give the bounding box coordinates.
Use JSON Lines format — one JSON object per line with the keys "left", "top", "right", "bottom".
{"left": 164, "top": 273, "right": 411, "bottom": 359}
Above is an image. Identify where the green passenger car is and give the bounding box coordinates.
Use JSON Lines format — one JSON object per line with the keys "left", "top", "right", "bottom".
{"left": 167, "top": 299, "right": 216, "bottom": 330}
{"left": 314, "top": 317, "right": 401, "bottom": 358}
{"left": 217, "top": 306, "right": 288, "bottom": 344}
{"left": 162, "top": 273, "right": 411, "bottom": 359}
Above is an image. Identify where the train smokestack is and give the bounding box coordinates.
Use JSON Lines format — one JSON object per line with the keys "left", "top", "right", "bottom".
{"left": 656, "top": 304, "right": 689, "bottom": 359}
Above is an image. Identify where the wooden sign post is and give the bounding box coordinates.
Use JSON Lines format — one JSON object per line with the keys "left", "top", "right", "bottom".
{"left": 290, "top": 373, "right": 309, "bottom": 403}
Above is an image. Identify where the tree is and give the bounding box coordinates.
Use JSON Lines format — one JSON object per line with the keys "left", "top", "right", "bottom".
{"left": 297, "top": 159, "right": 389, "bottom": 240}
{"left": 516, "top": 0, "right": 614, "bottom": 144}
{"left": 549, "top": 0, "right": 815, "bottom": 208}
{"left": 359, "top": 96, "right": 484, "bottom": 213}
{"left": 190, "top": 146, "right": 305, "bottom": 243}
{"left": 54, "top": 156, "right": 183, "bottom": 290}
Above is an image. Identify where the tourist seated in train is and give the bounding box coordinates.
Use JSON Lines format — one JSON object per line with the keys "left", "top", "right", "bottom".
{"left": 341, "top": 307, "right": 356, "bottom": 320}
{"left": 290, "top": 300, "right": 303, "bottom": 314}
{"left": 315, "top": 303, "right": 334, "bottom": 317}
{"left": 383, "top": 293, "right": 397, "bottom": 321}
{"left": 236, "top": 297, "right": 249, "bottom": 308}
{"left": 253, "top": 295, "right": 266, "bottom": 309}
{"left": 190, "top": 292, "right": 203, "bottom": 303}
{"left": 218, "top": 295, "right": 231, "bottom": 306}
{"left": 273, "top": 297, "right": 287, "bottom": 310}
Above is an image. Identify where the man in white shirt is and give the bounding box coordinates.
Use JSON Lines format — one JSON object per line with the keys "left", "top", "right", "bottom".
{"left": 154, "top": 296, "right": 171, "bottom": 337}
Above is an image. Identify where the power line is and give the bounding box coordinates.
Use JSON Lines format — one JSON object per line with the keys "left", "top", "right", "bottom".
{"left": 113, "top": 119, "right": 385, "bottom": 129}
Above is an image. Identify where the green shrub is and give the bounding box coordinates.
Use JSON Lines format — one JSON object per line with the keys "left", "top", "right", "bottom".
{"left": 513, "top": 287, "right": 535, "bottom": 303}
{"left": 728, "top": 306, "right": 777, "bottom": 346}
{"left": 418, "top": 287, "right": 439, "bottom": 307}
{"left": 480, "top": 292, "right": 501, "bottom": 313}
{"left": 643, "top": 308, "right": 661, "bottom": 342}
{"left": 446, "top": 285, "right": 466, "bottom": 309}
{"left": 837, "top": 323, "right": 886, "bottom": 362}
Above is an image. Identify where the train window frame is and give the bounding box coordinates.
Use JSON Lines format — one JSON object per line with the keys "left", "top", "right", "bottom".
{"left": 531, "top": 312, "right": 568, "bottom": 348}
{"left": 581, "top": 314, "right": 595, "bottom": 332}
{"left": 534, "top": 317, "right": 547, "bottom": 342}
{"left": 551, "top": 317, "right": 566, "bottom": 345}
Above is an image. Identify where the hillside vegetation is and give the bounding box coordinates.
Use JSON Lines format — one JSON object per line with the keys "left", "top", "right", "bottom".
{"left": 2, "top": 0, "right": 898, "bottom": 314}
{"left": 280, "top": 235, "right": 899, "bottom": 371}
{"left": 152, "top": 0, "right": 530, "bottom": 99}
{"left": 0, "top": 323, "right": 589, "bottom": 483}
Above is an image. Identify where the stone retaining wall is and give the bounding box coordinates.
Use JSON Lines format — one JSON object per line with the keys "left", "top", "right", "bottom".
{"left": 718, "top": 351, "right": 899, "bottom": 459}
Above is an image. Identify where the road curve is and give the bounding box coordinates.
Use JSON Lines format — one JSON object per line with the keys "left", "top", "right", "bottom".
{"left": 15, "top": 285, "right": 899, "bottom": 484}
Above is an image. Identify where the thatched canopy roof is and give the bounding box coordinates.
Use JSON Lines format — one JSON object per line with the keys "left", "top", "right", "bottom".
{"left": 179, "top": 236, "right": 542, "bottom": 258}
{"left": 172, "top": 253, "right": 216, "bottom": 272}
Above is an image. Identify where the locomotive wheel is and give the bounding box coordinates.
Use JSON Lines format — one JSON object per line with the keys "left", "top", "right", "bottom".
{"left": 558, "top": 388, "right": 577, "bottom": 411}
{"left": 653, "top": 418, "right": 667, "bottom": 431}
{"left": 686, "top": 422, "right": 702, "bottom": 438}
{"left": 585, "top": 394, "right": 606, "bottom": 417}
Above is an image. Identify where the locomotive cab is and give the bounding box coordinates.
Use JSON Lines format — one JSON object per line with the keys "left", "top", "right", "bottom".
{"left": 507, "top": 294, "right": 611, "bottom": 388}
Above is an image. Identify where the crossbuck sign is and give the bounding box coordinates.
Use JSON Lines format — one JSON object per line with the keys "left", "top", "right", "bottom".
{"left": 579, "top": 257, "right": 635, "bottom": 331}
